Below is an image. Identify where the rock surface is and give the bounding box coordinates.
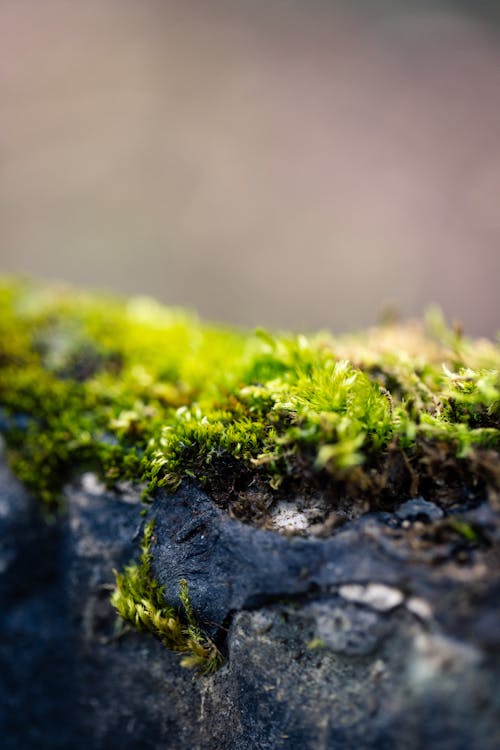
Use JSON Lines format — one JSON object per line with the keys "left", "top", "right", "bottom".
{"left": 1, "top": 445, "right": 500, "bottom": 749}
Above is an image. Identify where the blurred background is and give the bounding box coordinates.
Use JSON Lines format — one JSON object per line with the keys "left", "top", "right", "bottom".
{"left": 1, "top": 0, "right": 499, "bottom": 336}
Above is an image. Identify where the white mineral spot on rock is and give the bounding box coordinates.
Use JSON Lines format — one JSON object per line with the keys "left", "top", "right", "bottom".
{"left": 269, "top": 500, "right": 310, "bottom": 532}
{"left": 406, "top": 597, "right": 433, "bottom": 621}
{"left": 370, "top": 659, "right": 386, "bottom": 680}
{"left": 81, "top": 472, "right": 106, "bottom": 496}
{"left": 250, "top": 610, "right": 274, "bottom": 635}
{"left": 339, "top": 583, "right": 404, "bottom": 611}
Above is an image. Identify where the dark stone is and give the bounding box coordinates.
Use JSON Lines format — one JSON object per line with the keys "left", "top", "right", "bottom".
{"left": 149, "top": 482, "right": 500, "bottom": 652}
{"left": 395, "top": 497, "right": 444, "bottom": 522}
{"left": 2, "top": 452, "right": 500, "bottom": 749}
{"left": 150, "top": 482, "right": 406, "bottom": 637}
{"left": 0, "top": 442, "right": 73, "bottom": 750}
{"left": 62, "top": 477, "right": 203, "bottom": 750}
{"left": 0, "top": 455, "right": 201, "bottom": 750}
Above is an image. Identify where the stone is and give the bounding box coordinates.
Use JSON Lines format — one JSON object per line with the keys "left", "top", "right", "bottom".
{"left": 303, "top": 599, "right": 391, "bottom": 655}
{"left": 395, "top": 497, "right": 444, "bottom": 522}
{"left": 2, "top": 454, "right": 500, "bottom": 749}
{"left": 338, "top": 583, "right": 404, "bottom": 612}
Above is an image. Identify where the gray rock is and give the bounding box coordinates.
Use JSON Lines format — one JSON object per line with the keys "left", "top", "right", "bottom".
{"left": 396, "top": 497, "right": 444, "bottom": 522}
{"left": 1, "top": 456, "right": 500, "bottom": 749}
{"left": 149, "top": 482, "right": 406, "bottom": 637}
{"left": 0, "top": 440, "right": 72, "bottom": 750}
{"left": 302, "top": 598, "right": 391, "bottom": 655}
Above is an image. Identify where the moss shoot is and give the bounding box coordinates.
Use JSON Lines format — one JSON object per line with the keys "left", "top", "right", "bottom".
{"left": 0, "top": 278, "right": 498, "bottom": 516}
{"left": 111, "top": 520, "right": 222, "bottom": 674}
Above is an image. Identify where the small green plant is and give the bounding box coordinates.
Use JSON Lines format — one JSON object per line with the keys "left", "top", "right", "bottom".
{"left": 111, "top": 519, "right": 222, "bottom": 675}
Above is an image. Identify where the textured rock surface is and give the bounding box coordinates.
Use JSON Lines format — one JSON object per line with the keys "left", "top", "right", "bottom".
{"left": 0, "top": 443, "right": 71, "bottom": 749}
{"left": 1, "top": 445, "right": 500, "bottom": 749}
{"left": 0, "top": 447, "right": 202, "bottom": 750}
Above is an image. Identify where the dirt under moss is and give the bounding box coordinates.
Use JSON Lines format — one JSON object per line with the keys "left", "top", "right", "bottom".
{"left": 0, "top": 278, "right": 498, "bottom": 532}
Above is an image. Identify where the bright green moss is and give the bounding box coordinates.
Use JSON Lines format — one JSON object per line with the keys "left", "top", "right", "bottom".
{"left": 0, "top": 278, "right": 498, "bottom": 512}
{"left": 111, "top": 519, "right": 222, "bottom": 674}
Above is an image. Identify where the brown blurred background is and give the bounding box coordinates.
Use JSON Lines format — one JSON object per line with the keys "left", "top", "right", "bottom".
{"left": 1, "top": 0, "right": 499, "bottom": 336}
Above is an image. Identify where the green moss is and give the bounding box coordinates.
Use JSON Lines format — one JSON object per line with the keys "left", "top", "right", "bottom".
{"left": 446, "top": 517, "right": 479, "bottom": 542}
{"left": 0, "top": 277, "right": 498, "bottom": 512}
{"left": 111, "top": 520, "right": 222, "bottom": 674}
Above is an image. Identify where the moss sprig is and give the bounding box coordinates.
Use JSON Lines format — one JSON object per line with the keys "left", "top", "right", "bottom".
{"left": 111, "top": 520, "right": 222, "bottom": 674}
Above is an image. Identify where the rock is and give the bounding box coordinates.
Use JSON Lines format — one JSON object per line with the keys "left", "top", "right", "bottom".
{"left": 0, "top": 440, "right": 72, "bottom": 750}
{"left": 0, "top": 451, "right": 202, "bottom": 750}
{"left": 338, "top": 583, "right": 404, "bottom": 612}
{"left": 395, "top": 497, "right": 444, "bottom": 522}
{"left": 149, "top": 482, "right": 406, "bottom": 637}
{"left": 1, "top": 457, "right": 500, "bottom": 749}
{"left": 406, "top": 596, "right": 433, "bottom": 621}
{"left": 303, "top": 599, "right": 391, "bottom": 655}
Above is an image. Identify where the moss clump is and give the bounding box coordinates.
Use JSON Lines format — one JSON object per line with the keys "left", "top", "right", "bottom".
{"left": 111, "top": 520, "right": 222, "bottom": 674}
{"left": 0, "top": 278, "right": 498, "bottom": 516}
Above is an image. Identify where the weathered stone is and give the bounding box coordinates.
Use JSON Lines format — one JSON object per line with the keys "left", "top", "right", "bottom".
{"left": 2, "top": 453, "right": 500, "bottom": 749}
{"left": 395, "top": 497, "right": 444, "bottom": 522}
{"left": 338, "top": 583, "right": 404, "bottom": 612}
{"left": 302, "top": 599, "right": 391, "bottom": 655}
{"left": 0, "top": 441, "right": 72, "bottom": 750}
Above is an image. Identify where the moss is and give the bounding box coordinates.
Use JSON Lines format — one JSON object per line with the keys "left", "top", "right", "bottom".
{"left": 0, "top": 277, "right": 498, "bottom": 514}
{"left": 445, "top": 518, "right": 479, "bottom": 543}
{"left": 111, "top": 520, "right": 222, "bottom": 674}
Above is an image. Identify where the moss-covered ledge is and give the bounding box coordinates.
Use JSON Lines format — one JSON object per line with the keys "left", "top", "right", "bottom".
{"left": 0, "top": 278, "right": 498, "bottom": 518}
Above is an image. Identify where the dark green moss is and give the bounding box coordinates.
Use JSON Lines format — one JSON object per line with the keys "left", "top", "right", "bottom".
{"left": 0, "top": 278, "right": 498, "bottom": 514}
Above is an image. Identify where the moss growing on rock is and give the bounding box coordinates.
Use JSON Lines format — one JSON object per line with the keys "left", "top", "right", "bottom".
{"left": 1, "top": 278, "right": 499, "bottom": 674}
{"left": 111, "top": 519, "right": 222, "bottom": 674}
{"left": 0, "top": 278, "right": 498, "bottom": 517}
